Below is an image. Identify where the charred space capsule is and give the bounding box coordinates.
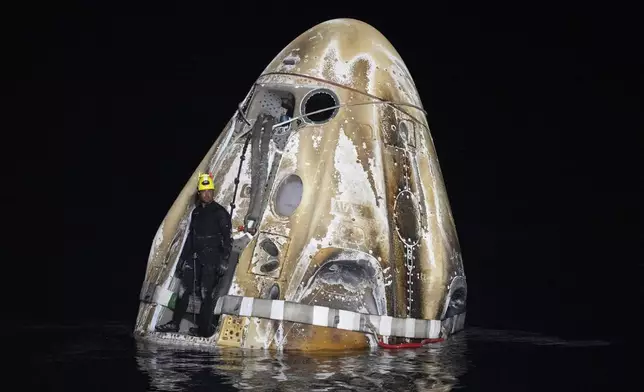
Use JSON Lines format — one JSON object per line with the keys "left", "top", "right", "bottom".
{"left": 135, "top": 18, "right": 467, "bottom": 350}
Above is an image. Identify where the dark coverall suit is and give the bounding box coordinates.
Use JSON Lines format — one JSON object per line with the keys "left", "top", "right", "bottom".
{"left": 157, "top": 200, "right": 232, "bottom": 336}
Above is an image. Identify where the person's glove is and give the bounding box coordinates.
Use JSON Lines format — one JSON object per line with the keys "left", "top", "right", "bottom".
{"left": 217, "top": 264, "right": 228, "bottom": 277}
{"left": 175, "top": 260, "right": 185, "bottom": 278}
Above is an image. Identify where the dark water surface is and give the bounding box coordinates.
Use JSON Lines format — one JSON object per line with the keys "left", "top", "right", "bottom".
{"left": 23, "top": 323, "right": 627, "bottom": 391}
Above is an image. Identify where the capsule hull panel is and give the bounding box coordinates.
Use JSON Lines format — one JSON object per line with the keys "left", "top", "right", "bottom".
{"left": 135, "top": 18, "right": 466, "bottom": 350}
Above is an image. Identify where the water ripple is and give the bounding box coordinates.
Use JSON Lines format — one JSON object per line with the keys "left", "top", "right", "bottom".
{"left": 135, "top": 335, "right": 469, "bottom": 392}
{"left": 24, "top": 323, "right": 619, "bottom": 391}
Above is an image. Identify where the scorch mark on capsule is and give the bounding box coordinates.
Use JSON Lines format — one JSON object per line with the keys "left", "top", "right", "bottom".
{"left": 151, "top": 222, "right": 164, "bottom": 257}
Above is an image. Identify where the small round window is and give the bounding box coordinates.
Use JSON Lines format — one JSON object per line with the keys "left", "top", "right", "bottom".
{"left": 301, "top": 89, "right": 339, "bottom": 124}
{"left": 274, "top": 174, "right": 303, "bottom": 216}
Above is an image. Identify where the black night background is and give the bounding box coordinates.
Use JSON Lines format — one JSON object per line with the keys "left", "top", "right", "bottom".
{"left": 13, "top": 2, "right": 642, "bottom": 391}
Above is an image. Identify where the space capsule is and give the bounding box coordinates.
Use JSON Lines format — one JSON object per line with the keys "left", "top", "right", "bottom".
{"left": 134, "top": 18, "right": 467, "bottom": 350}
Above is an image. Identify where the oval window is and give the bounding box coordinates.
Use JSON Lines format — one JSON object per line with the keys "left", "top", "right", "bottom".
{"left": 301, "top": 89, "right": 338, "bottom": 124}
{"left": 274, "top": 174, "right": 303, "bottom": 216}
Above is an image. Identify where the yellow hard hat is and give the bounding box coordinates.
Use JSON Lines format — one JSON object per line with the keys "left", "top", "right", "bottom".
{"left": 197, "top": 173, "right": 215, "bottom": 191}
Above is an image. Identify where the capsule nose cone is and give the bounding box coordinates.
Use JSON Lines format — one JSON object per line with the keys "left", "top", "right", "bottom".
{"left": 261, "top": 18, "right": 423, "bottom": 110}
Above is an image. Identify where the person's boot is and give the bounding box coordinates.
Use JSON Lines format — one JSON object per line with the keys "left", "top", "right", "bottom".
{"left": 188, "top": 327, "right": 200, "bottom": 336}
{"left": 155, "top": 320, "right": 179, "bottom": 333}
{"left": 188, "top": 324, "right": 216, "bottom": 337}
{"left": 202, "top": 324, "right": 216, "bottom": 338}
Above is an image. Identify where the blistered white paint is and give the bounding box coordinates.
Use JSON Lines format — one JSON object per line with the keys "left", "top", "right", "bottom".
{"left": 227, "top": 276, "right": 244, "bottom": 296}
{"left": 365, "top": 126, "right": 390, "bottom": 238}
{"left": 285, "top": 129, "right": 300, "bottom": 155}
{"left": 312, "top": 133, "right": 322, "bottom": 150}
{"left": 147, "top": 222, "right": 165, "bottom": 268}
{"left": 266, "top": 138, "right": 277, "bottom": 174}
{"left": 217, "top": 146, "right": 243, "bottom": 198}
{"left": 308, "top": 31, "right": 323, "bottom": 42}
{"left": 334, "top": 127, "right": 377, "bottom": 205}
{"left": 245, "top": 315, "right": 275, "bottom": 350}
{"left": 316, "top": 40, "right": 377, "bottom": 93}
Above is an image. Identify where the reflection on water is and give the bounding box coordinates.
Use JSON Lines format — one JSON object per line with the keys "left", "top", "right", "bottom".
{"left": 464, "top": 328, "right": 611, "bottom": 347}
{"left": 135, "top": 335, "right": 469, "bottom": 392}
{"left": 24, "top": 323, "right": 619, "bottom": 391}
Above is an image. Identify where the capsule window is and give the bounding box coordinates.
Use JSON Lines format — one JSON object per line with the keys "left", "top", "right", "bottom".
{"left": 260, "top": 239, "right": 279, "bottom": 257}
{"left": 274, "top": 174, "right": 303, "bottom": 216}
{"left": 268, "top": 283, "right": 280, "bottom": 300}
{"left": 260, "top": 257, "right": 280, "bottom": 273}
{"left": 301, "top": 89, "right": 338, "bottom": 124}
